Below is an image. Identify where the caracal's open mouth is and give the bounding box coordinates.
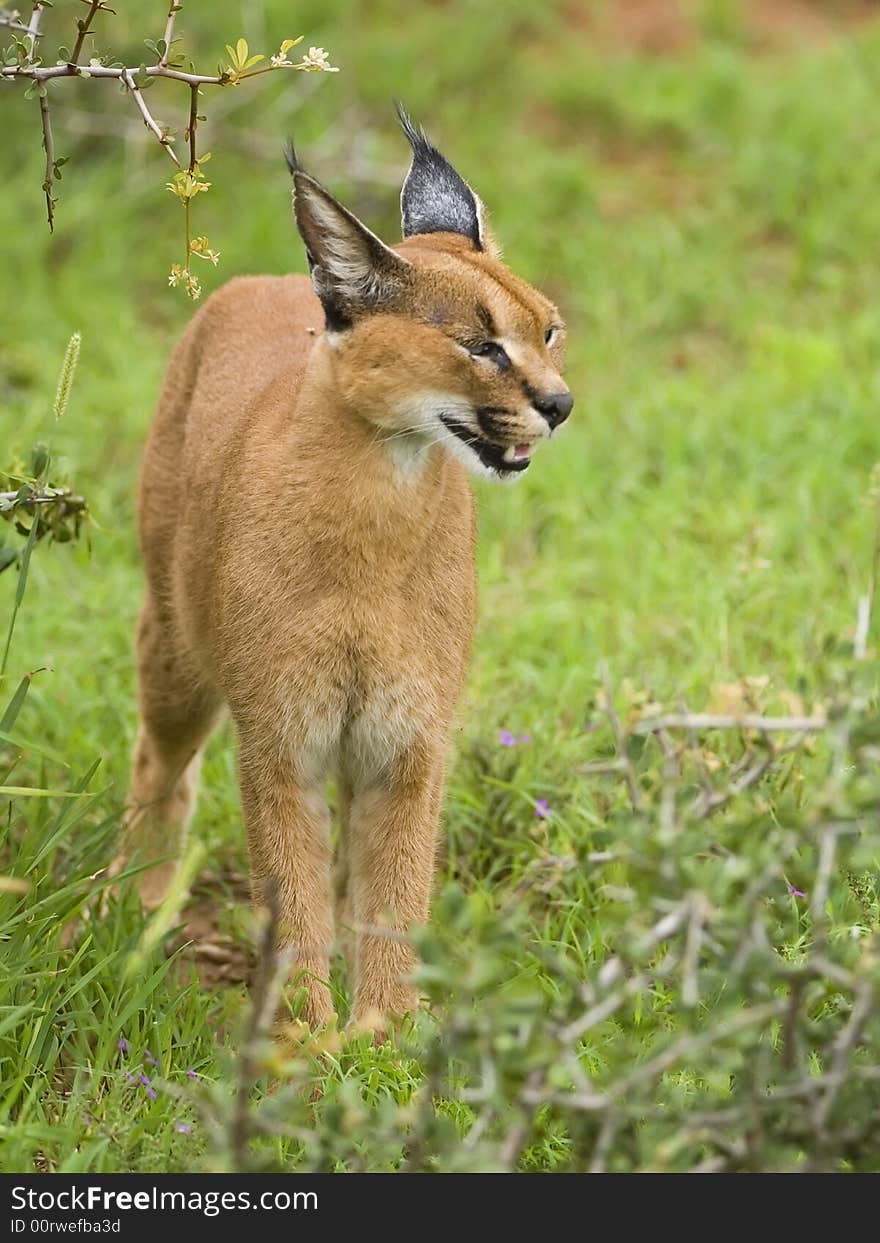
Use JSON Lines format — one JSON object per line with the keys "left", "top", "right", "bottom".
{"left": 440, "top": 415, "right": 536, "bottom": 476}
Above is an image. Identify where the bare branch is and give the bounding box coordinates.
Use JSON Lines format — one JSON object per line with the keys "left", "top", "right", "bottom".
{"left": 0, "top": 62, "right": 224, "bottom": 84}
{"left": 597, "top": 662, "right": 645, "bottom": 812}
{"left": 810, "top": 822, "right": 841, "bottom": 924}
{"left": 0, "top": 489, "right": 85, "bottom": 510}
{"left": 0, "top": 14, "right": 31, "bottom": 36}
{"left": 159, "top": 1, "right": 181, "bottom": 68}
{"left": 681, "top": 893, "right": 708, "bottom": 1008}
{"left": 0, "top": 5, "right": 42, "bottom": 41}
{"left": 231, "top": 882, "right": 294, "bottom": 1170}
{"left": 121, "top": 68, "right": 179, "bottom": 166}
{"left": 656, "top": 725, "right": 679, "bottom": 837}
{"left": 38, "top": 85, "right": 54, "bottom": 230}
{"left": 589, "top": 1111, "right": 622, "bottom": 1174}
{"left": 68, "top": 0, "right": 107, "bottom": 69}
{"left": 633, "top": 712, "right": 827, "bottom": 734}
{"left": 26, "top": 2, "right": 43, "bottom": 48}
{"left": 563, "top": 900, "right": 692, "bottom": 1042}
{"left": 811, "top": 985, "right": 874, "bottom": 1140}
{"left": 561, "top": 967, "right": 651, "bottom": 1042}
{"left": 605, "top": 1000, "right": 788, "bottom": 1102}
{"left": 3, "top": 7, "right": 337, "bottom": 291}
{"left": 186, "top": 80, "right": 198, "bottom": 172}
{"left": 690, "top": 734, "right": 805, "bottom": 820}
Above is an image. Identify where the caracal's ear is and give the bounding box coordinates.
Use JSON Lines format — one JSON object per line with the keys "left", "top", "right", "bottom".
{"left": 396, "top": 103, "right": 498, "bottom": 255}
{"left": 285, "top": 141, "right": 410, "bottom": 331}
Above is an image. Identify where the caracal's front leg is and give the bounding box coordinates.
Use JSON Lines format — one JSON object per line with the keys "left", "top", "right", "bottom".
{"left": 237, "top": 727, "right": 335, "bottom": 1028}
{"left": 347, "top": 742, "right": 445, "bottom": 1030}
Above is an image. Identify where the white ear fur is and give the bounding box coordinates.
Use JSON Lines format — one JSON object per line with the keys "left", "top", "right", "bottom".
{"left": 293, "top": 173, "right": 409, "bottom": 313}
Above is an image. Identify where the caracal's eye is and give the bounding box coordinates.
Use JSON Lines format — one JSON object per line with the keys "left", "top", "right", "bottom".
{"left": 470, "top": 340, "right": 510, "bottom": 368}
{"left": 545, "top": 325, "right": 558, "bottom": 347}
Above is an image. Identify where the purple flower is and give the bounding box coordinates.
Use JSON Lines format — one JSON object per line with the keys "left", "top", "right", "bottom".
{"left": 140, "top": 1073, "right": 158, "bottom": 1098}
{"left": 144, "top": 1051, "right": 158, "bottom": 1067}
{"left": 186, "top": 1069, "right": 198, "bottom": 1080}
{"left": 787, "top": 884, "right": 807, "bottom": 899}
{"left": 500, "top": 729, "right": 533, "bottom": 747}
{"left": 117, "top": 1037, "right": 129, "bottom": 1055}
{"left": 534, "top": 799, "right": 550, "bottom": 819}
{"left": 174, "top": 1122, "right": 192, "bottom": 1135}
{"left": 124, "top": 1071, "right": 137, "bottom": 1084}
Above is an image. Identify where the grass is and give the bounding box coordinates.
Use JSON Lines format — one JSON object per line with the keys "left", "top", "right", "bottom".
{"left": 1, "top": 0, "right": 879, "bottom": 1172}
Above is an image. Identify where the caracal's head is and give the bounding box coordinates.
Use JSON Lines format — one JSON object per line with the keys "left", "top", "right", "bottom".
{"left": 288, "top": 107, "right": 572, "bottom": 481}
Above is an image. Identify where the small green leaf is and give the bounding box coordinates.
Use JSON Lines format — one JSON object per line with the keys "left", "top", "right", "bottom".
{"left": 0, "top": 675, "right": 31, "bottom": 733}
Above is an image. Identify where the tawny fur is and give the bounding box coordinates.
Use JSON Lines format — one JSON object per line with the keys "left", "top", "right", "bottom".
{"left": 119, "top": 143, "right": 570, "bottom": 1032}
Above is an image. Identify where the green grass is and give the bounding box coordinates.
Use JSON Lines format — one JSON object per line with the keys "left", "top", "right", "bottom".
{"left": 1, "top": 0, "right": 880, "bottom": 1172}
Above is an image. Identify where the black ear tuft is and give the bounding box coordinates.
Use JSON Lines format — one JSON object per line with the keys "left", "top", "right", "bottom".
{"left": 283, "top": 138, "right": 301, "bottom": 177}
{"left": 396, "top": 102, "right": 484, "bottom": 250}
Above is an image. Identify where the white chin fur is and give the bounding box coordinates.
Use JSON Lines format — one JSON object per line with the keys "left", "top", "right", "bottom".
{"left": 388, "top": 393, "right": 527, "bottom": 483}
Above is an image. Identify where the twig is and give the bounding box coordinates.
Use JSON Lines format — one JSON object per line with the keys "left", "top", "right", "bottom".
{"left": 633, "top": 712, "right": 827, "bottom": 734}
{"left": 810, "top": 985, "right": 874, "bottom": 1160}
{"left": 597, "top": 663, "right": 645, "bottom": 812}
{"left": 0, "top": 14, "right": 31, "bottom": 36}
{"left": 589, "top": 1111, "right": 622, "bottom": 1174}
{"left": 500, "top": 853, "right": 578, "bottom": 916}
{"left": 690, "top": 735, "right": 805, "bottom": 820}
{"left": 0, "top": 4, "right": 42, "bottom": 41}
{"left": 0, "top": 489, "right": 85, "bottom": 509}
{"left": 684, "top": 709, "right": 715, "bottom": 802}
{"left": 2, "top": 2, "right": 338, "bottom": 272}
{"left": 809, "top": 823, "right": 841, "bottom": 925}
{"left": 520, "top": 1081, "right": 608, "bottom": 1113}
{"left": 121, "top": 68, "right": 179, "bottom": 166}
{"left": 2, "top": 61, "right": 216, "bottom": 82}
{"left": 186, "top": 80, "right": 198, "bottom": 172}
{"left": 656, "top": 726, "right": 679, "bottom": 838}
{"left": 681, "top": 893, "right": 708, "bottom": 1008}
{"left": 605, "top": 1000, "right": 788, "bottom": 1102}
{"left": 68, "top": 0, "right": 106, "bottom": 69}
{"left": 780, "top": 975, "right": 805, "bottom": 1072}
{"left": 563, "top": 901, "right": 692, "bottom": 1042}
{"left": 25, "top": 2, "right": 43, "bottom": 50}
{"left": 562, "top": 967, "right": 650, "bottom": 1042}
{"left": 38, "top": 84, "right": 54, "bottom": 230}
{"left": 231, "top": 881, "right": 289, "bottom": 1170}
{"left": 159, "top": 0, "right": 180, "bottom": 68}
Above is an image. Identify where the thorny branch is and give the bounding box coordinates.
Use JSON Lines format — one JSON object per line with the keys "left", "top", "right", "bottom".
{"left": 24, "top": 2, "right": 42, "bottom": 47}
{"left": 231, "top": 881, "right": 291, "bottom": 1170}
{"left": 182, "top": 662, "right": 880, "bottom": 1171}
{"left": 38, "top": 80, "right": 54, "bottom": 227}
{"left": 186, "top": 79, "right": 198, "bottom": 172}
{"left": 510, "top": 651, "right": 879, "bottom": 1170}
{"left": 0, "top": 488, "right": 85, "bottom": 509}
{"left": 0, "top": 2, "right": 337, "bottom": 294}
{"left": 158, "top": 0, "right": 179, "bottom": 68}
{"left": 67, "top": 0, "right": 106, "bottom": 70}
{"left": 121, "top": 68, "right": 179, "bottom": 166}
{"left": 633, "top": 711, "right": 827, "bottom": 734}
